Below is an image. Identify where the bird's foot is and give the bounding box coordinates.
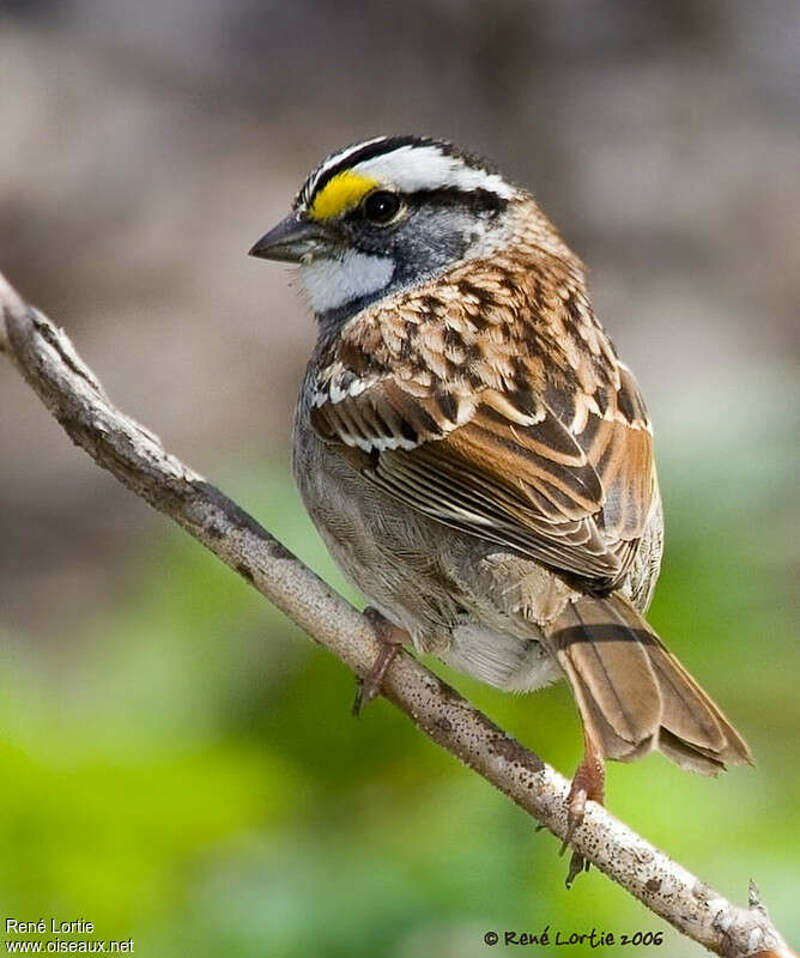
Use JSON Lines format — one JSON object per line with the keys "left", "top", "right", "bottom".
{"left": 351, "top": 608, "right": 407, "bottom": 716}
{"left": 561, "top": 748, "right": 605, "bottom": 888}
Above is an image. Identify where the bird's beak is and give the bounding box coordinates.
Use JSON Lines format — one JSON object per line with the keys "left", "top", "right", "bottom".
{"left": 248, "top": 212, "right": 329, "bottom": 263}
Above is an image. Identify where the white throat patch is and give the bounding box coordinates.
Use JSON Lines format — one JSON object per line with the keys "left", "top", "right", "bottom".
{"left": 298, "top": 251, "right": 394, "bottom": 314}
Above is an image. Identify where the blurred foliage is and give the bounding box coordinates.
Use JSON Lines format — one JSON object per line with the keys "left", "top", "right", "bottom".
{"left": 0, "top": 420, "right": 797, "bottom": 957}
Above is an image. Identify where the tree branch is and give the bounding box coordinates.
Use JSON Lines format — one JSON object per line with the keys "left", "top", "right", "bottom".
{"left": 0, "top": 271, "right": 793, "bottom": 958}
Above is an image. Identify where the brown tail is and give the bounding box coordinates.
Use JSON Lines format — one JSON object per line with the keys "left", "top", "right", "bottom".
{"left": 549, "top": 593, "right": 752, "bottom": 775}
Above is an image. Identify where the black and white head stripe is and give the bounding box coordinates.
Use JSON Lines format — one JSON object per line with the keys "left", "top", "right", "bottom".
{"left": 294, "top": 135, "right": 515, "bottom": 211}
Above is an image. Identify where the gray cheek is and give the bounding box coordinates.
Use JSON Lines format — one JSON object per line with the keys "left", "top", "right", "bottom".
{"left": 308, "top": 206, "right": 505, "bottom": 322}
{"left": 390, "top": 209, "right": 473, "bottom": 279}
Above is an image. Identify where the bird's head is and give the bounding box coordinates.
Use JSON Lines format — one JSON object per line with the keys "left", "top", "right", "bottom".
{"left": 249, "top": 135, "right": 534, "bottom": 326}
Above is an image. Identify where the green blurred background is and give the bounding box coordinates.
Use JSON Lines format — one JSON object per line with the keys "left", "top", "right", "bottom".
{"left": 1, "top": 2, "right": 798, "bottom": 955}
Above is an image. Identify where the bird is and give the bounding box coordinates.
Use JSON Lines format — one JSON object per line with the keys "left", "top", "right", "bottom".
{"left": 248, "top": 134, "right": 751, "bottom": 875}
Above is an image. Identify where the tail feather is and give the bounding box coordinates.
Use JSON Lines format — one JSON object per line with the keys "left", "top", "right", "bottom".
{"left": 550, "top": 593, "right": 752, "bottom": 776}
{"left": 568, "top": 662, "right": 657, "bottom": 763}
{"left": 659, "top": 730, "right": 725, "bottom": 775}
{"left": 562, "top": 597, "right": 661, "bottom": 750}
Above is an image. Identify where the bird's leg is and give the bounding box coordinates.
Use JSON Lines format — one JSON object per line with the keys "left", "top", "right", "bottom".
{"left": 351, "top": 607, "right": 408, "bottom": 716}
{"left": 566, "top": 739, "right": 606, "bottom": 836}
{"left": 561, "top": 730, "right": 606, "bottom": 887}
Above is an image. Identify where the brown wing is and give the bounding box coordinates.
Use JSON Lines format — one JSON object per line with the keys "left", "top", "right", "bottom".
{"left": 308, "top": 251, "right": 655, "bottom": 586}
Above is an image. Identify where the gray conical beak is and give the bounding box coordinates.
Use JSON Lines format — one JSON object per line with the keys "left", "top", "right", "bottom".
{"left": 248, "top": 213, "right": 328, "bottom": 263}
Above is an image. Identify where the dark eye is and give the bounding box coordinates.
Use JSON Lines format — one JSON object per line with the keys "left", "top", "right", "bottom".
{"left": 362, "top": 190, "right": 401, "bottom": 224}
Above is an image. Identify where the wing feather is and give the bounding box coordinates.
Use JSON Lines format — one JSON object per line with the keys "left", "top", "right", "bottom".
{"left": 307, "top": 251, "right": 656, "bottom": 587}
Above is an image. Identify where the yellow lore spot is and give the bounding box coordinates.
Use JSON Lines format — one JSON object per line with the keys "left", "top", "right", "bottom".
{"left": 310, "top": 171, "right": 378, "bottom": 221}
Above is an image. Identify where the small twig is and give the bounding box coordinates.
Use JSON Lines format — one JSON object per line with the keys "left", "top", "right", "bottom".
{"left": 0, "top": 271, "right": 794, "bottom": 958}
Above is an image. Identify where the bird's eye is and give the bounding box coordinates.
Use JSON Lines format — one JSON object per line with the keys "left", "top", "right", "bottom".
{"left": 362, "top": 190, "right": 401, "bottom": 225}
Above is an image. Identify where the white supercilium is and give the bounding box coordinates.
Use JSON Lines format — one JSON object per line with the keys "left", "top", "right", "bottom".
{"left": 352, "top": 144, "right": 515, "bottom": 200}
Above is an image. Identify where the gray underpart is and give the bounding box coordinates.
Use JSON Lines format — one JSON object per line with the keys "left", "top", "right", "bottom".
{"left": 439, "top": 620, "right": 563, "bottom": 691}
{"left": 293, "top": 396, "right": 660, "bottom": 696}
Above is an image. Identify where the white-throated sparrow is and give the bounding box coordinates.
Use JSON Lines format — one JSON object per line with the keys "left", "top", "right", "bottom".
{"left": 249, "top": 135, "right": 751, "bottom": 858}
